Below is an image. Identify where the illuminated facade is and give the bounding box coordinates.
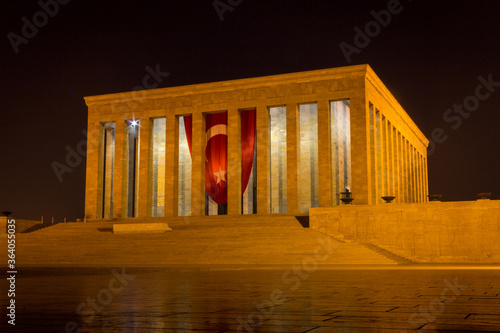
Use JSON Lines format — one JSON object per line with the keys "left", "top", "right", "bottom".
{"left": 84, "top": 64, "right": 429, "bottom": 220}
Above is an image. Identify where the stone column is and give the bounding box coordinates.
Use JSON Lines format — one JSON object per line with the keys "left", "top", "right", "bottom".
{"left": 422, "top": 154, "right": 426, "bottom": 202}
{"left": 113, "top": 120, "right": 125, "bottom": 218}
{"left": 416, "top": 149, "right": 420, "bottom": 203}
{"left": 412, "top": 150, "right": 416, "bottom": 203}
{"left": 255, "top": 105, "right": 269, "bottom": 214}
{"left": 424, "top": 156, "right": 429, "bottom": 202}
{"left": 408, "top": 144, "right": 413, "bottom": 203}
{"left": 317, "top": 100, "right": 332, "bottom": 207}
{"left": 138, "top": 118, "right": 151, "bottom": 217}
{"left": 191, "top": 111, "right": 205, "bottom": 216}
{"left": 394, "top": 129, "right": 401, "bottom": 202}
{"left": 382, "top": 116, "right": 389, "bottom": 197}
{"left": 376, "top": 111, "right": 384, "bottom": 203}
{"left": 415, "top": 149, "right": 420, "bottom": 203}
{"left": 85, "top": 119, "right": 101, "bottom": 220}
{"left": 368, "top": 104, "right": 377, "bottom": 204}
{"left": 402, "top": 139, "right": 407, "bottom": 203}
{"left": 420, "top": 153, "right": 425, "bottom": 203}
{"left": 227, "top": 109, "right": 241, "bottom": 215}
{"left": 412, "top": 146, "right": 415, "bottom": 203}
{"left": 388, "top": 123, "right": 395, "bottom": 198}
{"left": 399, "top": 133, "right": 404, "bottom": 203}
{"left": 286, "top": 103, "right": 299, "bottom": 213}
{"left": 405, "top": 139, "right": 410, "bottom": 203}
{"left": 349, "top": 96, "right": 370, "bottom": 205}
{"left": 350, "top": 96, "right": 376, "bottom": 205}
{"left": 416, "top": 153, "right": 420, "bottom": 203}
{"left": 418, "top": 152, "right": 423, "bottom": 203}
{"left": 401, "top": 136, "right": 407, "bottom": 203}
{"left": 164, "top": 115, "right": 178, "bottom": 217}
{"left": 398, "top": 137, "right": 403, "bottom": 203}
{"left": 411, "top": 146, "right": 416, "bottom": 203}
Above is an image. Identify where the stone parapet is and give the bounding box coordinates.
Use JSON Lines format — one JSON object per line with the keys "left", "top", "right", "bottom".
{"left": 310, "top": 200, "right": 500, "bottom": 263}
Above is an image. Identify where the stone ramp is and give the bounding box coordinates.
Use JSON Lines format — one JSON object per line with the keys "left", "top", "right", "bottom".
{"left": 12, "top": 215, "right": 408, "bottom": 268}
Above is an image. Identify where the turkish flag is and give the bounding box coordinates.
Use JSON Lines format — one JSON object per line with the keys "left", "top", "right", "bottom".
{"left": 205, "top": 112, "right": 227, "bottom": 204}
{"left": 241, "top": 109, "right": 256, "bottom": 194}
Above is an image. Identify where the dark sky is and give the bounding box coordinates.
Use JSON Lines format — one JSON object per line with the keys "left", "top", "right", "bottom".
{"left": 1, "top": 0, "right": 499, "bottom": 221}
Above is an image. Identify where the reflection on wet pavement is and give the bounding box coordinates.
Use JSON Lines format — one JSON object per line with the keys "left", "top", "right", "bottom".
{"left": 1, "top": 268, "right": 500, "bottom": 332}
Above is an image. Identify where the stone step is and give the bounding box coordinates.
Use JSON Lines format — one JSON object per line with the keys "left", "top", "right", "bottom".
{"left": 13, "top": 215, "right": 406, "bottom": 267}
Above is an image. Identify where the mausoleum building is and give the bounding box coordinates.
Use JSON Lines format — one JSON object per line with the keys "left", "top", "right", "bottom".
{"left": 84, "top": 64, "right": 429, "bottom": 220}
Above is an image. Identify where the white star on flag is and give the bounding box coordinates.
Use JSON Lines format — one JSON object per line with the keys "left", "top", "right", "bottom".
{"left": 213, "top": 166, "right": 227, "bottom": 184}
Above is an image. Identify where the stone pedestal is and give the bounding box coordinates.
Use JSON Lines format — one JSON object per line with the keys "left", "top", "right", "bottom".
{"left": 113, "top": 222, "right": 172, "bottom": 234}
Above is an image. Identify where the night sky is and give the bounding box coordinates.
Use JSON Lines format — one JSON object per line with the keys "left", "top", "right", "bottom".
{"left": 1, "top": 0, "right": 499, "bottom": 221}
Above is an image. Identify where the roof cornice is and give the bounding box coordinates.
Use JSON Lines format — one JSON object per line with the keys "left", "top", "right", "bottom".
{"left": 84, "top": 64, "right": 369, "bottom": 106}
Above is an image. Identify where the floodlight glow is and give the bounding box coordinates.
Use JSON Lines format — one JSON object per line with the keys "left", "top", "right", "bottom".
{"left": 131, "top": 120, "right": 138, "bottom": 127}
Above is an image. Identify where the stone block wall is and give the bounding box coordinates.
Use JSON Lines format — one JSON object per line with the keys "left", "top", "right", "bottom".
{"left": 310, "top": 200, "right": 500, "bottom": 263}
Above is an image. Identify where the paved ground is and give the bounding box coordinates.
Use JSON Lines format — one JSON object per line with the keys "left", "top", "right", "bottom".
{"left": 1, "top": 267, "right": 500, "bottom": 332}
{"left": 3, "top": 217, "right": 500, "bottom": 331}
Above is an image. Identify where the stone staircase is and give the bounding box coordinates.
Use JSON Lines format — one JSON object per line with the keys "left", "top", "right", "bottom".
{"left": 12, "top": 215, "right": 409, "bottom": 268}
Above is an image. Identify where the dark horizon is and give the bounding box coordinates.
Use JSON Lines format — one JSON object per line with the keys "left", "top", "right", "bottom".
{"left": 2, "top": 0, "right": 500, "bottom": 221}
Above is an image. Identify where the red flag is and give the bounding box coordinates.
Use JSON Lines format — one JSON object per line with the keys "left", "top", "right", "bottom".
{"left": 241, "top": 109, "right": 256, "bottom": 194}
{"left": 205, "top": 112, "right": 227, "bottom": 204}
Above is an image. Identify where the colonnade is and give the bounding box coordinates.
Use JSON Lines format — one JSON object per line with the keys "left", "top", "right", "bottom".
{"left": 84, "top": 65, "right": 430, "bottom": 220}
{"left": 369, "top": 104, "right": 428, "bottom": 204}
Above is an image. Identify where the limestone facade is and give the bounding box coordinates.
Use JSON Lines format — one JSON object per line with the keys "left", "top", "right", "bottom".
{"left": 84, "top": 64, "right": 429, "bottom": 220}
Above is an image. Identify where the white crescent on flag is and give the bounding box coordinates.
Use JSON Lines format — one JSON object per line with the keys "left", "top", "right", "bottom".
{"left": 206, "top": 124, "right": 227, "bottom": 143}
